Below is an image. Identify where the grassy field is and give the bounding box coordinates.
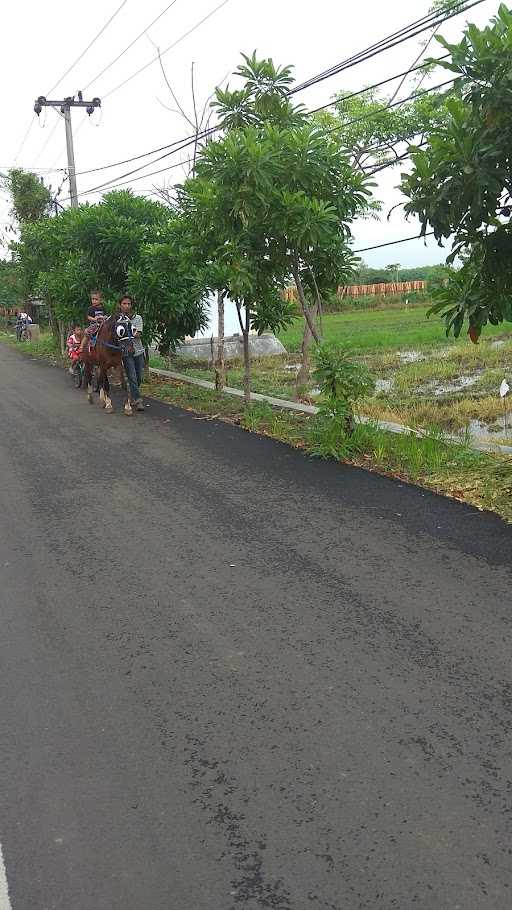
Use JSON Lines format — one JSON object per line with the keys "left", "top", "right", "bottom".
{"left": 158, "top": 305, "right": 512, "bottom": 442}
{"left": 277, "top": 306, "right": 506, "bottom": 354}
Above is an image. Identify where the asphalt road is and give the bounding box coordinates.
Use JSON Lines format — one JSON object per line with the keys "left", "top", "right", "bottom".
{"left": 0, "top": 343, "right": 511, "bottom": 910}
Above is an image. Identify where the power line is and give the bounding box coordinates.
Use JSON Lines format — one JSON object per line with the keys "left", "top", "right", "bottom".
{"left": 324, "top": 77, "right": 456, "bottom": 142}
{"left": 64, "top": 14, "right": 463, "bottom": 179}
{"left": 308, "top": 55, "right": 450, "bottom": 117}
{"left": 353, "top": 231, "right": 435, "bottom": 254}
{"left": 83, "top": 0, "right": 182, "bottom": 91}
{"left": 12, "top": 118, "right": 36, "bottom": 164}
{"left": 36, "top": 2, "right": 470, "bottom": 180}
{"left": 292, "top": 3, "right": 459, "bottom": 93}
{"left": 53, "top": 2, "right": 473, "bottom": 200}
{"left": 10, "top": 0, "right": 477, "bottom": 181}
{"left": 61, "top": 156, "right": 193, "bottom": 202}
{"left": 103, "top": 0, "right": 232, "bottom": 98}
{"left": 65, "top": 130, "right": 206, "bottom": 199}
{"left": 291, "top": 0, "right": 484, "bottom": 96}
{"left": 0, "top": 166, "right": 66, "bottom": 173}
{"left": 33, "top": 113, "right": 62, "bottom": 165}
{"left": 75, "top": 126, "right": 215, "bottom": 176}
{"left": 70, "top": 77, "right": 453, "bottom": 200}
{"left": 47, "top": 0, "right": 131, "bottom": 96}
{"left": 66, "top": 65, "right": 453, "bottom": 187}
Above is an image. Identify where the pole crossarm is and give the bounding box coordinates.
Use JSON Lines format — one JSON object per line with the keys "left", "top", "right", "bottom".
{"left": 34, "top": 95, "right": 101, "bottom": 115}
{"left": 33, "top": 94, "right": 101, "bottom": 208}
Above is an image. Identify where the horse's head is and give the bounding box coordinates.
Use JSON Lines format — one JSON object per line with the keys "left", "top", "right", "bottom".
{"left": 108, "top": 314, "right": 134, "bottom": 353}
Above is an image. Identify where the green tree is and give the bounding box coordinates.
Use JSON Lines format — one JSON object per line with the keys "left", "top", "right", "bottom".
{"left": 183, "top": 54, "right": 370, "bottom": 400}
{"left": 181, "top": 114, "right": 370, "bottom": 401}
{"left": 15, "top": 190, "right": 207, "bottom": 353}
{"left": 386, "top": 263, "right": 401, "bottom": 283}
{"left": 0, "top": 260, "right": 23, "bottom": 310}
{"left": 401, "top": 4, "right": 512, "bottom": 340}
{"left": 315, "top": 86, "right": 450, "bottom": 172}
{"left": 6, "top": 168, "right": 52, "bottom": 227}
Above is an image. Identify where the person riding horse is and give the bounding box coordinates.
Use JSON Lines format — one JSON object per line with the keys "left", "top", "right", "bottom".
{"left": 79, "top": 289, "right": 106, "bottom": 354}
{"left": 80, "top": 309, "right": 135, "bottom": 414}
{"left": 15, "top": 310, "right": 32, "bottom": 341}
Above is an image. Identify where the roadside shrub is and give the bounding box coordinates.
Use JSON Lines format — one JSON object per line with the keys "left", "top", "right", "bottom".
{"left": 308, "top": 343, "right": 375, "bottom": 452}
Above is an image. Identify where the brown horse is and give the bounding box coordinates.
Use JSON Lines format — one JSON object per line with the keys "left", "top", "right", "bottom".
{"left": 80, "top": 315, "right": 133, "bottom": 415}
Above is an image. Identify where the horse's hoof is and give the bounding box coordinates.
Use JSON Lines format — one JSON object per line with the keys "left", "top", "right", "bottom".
{"left": 87, "top": 394, "right": 93, "bottom": 404}
{"left": 124, "top": 405, "right": 133, "bottom": 416}
{"left": 105, "top": 404, "right": 113, "bottom": 413}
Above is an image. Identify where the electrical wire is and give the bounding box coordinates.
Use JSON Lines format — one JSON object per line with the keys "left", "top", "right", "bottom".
{"left": 323, "top": 78, "right": 456, "bottom": 141}
{"left": 67, "top": 54, "right": 449, "bottom": 177}
{"left": 352, "top": 231, "right": 435, "bottom": 253}
{"left": 65, "top": 8, "right": 464, "bottom": 179}
{"left": 64, "top": 130, "right": 207, "bottom": 199}
{"left": 61, "top": 156, "right": 193, "bottom": 202}
{"left": 69, "top": 77, "right": 453, "bottom": 200}
{"left": 291, "top": 0, "right": 484, "bottom": 96}
{"left": 102, "top": 0, "right": 232, "bottom": 98}
{"left": 0, "top": 166, "right": 66, "bottom": 173}
{"left": 33, "top": 114, "right": 62, "bottom": 165}
{"left": 292, "top": 4, "right": 457, "bottom": 93}
{"left": 55, "top": 2, "right": 475, "bottom": 200}
{"left": 8, "top": 0, "right": 478, "bottom": 183}
{"left": 308, "top": 54, "right": 450, "bottom": 117}
{"left": 74, "top": 126, "right": 216, "bottom": 176}
{"left": 13, "top": 119, "right": 36, "bottom": 164}
{"left": 83, "top": 0, "right": 182, "bottom": 91}
{"left": 46, "top": 0, "right": 131, "bottom": 96}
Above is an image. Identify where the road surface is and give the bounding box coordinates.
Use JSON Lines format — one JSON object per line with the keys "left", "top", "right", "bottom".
{"left": 0, "top": 343, "right": 511, "bottom": 910}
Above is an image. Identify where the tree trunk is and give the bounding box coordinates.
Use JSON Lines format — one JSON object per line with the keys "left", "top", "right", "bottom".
{"left": 47, "top": 300, "right": 59, "bottom": 344}
{"left": 296, "top": 317, "right": 313, "bottom": 395}
{"left": 237, "top": 302, "right": 251, "bottom": 404}
{"left": 57, "top": 319, "right": 66, "bottom": 356}
{"left": 291, "top": 263, "right": 320, "bottom": 343}
{"left": 214, "top": 289, "right": 226, "bottom": 391}
{"left": 144, "top": 345, "right": 150, "bottom": 382}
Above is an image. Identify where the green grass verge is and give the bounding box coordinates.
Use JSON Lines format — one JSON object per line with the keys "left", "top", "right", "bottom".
{"left": 0, "top": 330, "right": 62, "bottom": 361}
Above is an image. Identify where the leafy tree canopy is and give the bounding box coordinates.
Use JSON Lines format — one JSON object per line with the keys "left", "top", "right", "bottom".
{"left": 401, "top": 3, "right": 512, "bottom": 339}
{"left": 6, "top": 168, "right": 52, "bottom": 226}
{"left": 15, "top": 191, "right": 207, "bottom": 347}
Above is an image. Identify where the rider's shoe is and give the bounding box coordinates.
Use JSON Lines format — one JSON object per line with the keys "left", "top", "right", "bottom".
{"left": 135, "top": 399, "right": 144, "bottom": 412}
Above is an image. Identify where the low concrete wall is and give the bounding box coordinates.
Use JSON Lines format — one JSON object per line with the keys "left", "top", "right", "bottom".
{"left": 176, "top": 333, "right": 286, "bottom": 362}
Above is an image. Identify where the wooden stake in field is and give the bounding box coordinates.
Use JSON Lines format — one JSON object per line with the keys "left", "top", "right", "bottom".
{"left": 499, "top": 378, "right": 510, "bottom": 437}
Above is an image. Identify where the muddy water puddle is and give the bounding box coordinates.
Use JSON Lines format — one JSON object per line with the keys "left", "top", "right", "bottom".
{"left": 417, "top": 372, "right": 485, "bottom": 397}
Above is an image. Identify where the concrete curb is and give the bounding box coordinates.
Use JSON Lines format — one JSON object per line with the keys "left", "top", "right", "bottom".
{"left": 149, "top": 366, "right": 512, "bottom": 458}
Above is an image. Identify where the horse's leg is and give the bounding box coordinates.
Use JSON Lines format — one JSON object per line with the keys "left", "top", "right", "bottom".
{"left": 85, "top": 363, "right": 94, "bottom": 403}
{"left": 104, "top": 368, "right": 113, "bottom": 412}
{"left": 122, "top": 357, "right": 133, "bottom": 415}
{"left": 98, "top": 366, "right": 106, "bottom": 408}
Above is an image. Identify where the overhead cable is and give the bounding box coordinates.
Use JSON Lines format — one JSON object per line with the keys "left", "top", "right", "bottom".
{"left": 103, "top": 0, "right": 232, "bottom": 99}
{"left": 83, "top": 0, "right": 182, "bottom": 90}
{"left": 47, "top": 0, "right": 131, "bottom": 96}
{"left": 291, "top": 0, "right": 484, "bottom": 95}
{"left": 353, "top": 231, "right": 435, "bottom": 253}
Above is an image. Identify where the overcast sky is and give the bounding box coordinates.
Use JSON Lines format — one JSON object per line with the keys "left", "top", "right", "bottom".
{"left": 0, "top": 0, "right": 497, "bottom": 268}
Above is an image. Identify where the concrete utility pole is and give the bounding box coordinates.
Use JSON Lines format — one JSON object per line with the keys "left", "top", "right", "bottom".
{"left": 34, "top": 94, "right": 101, "bottom": 207}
